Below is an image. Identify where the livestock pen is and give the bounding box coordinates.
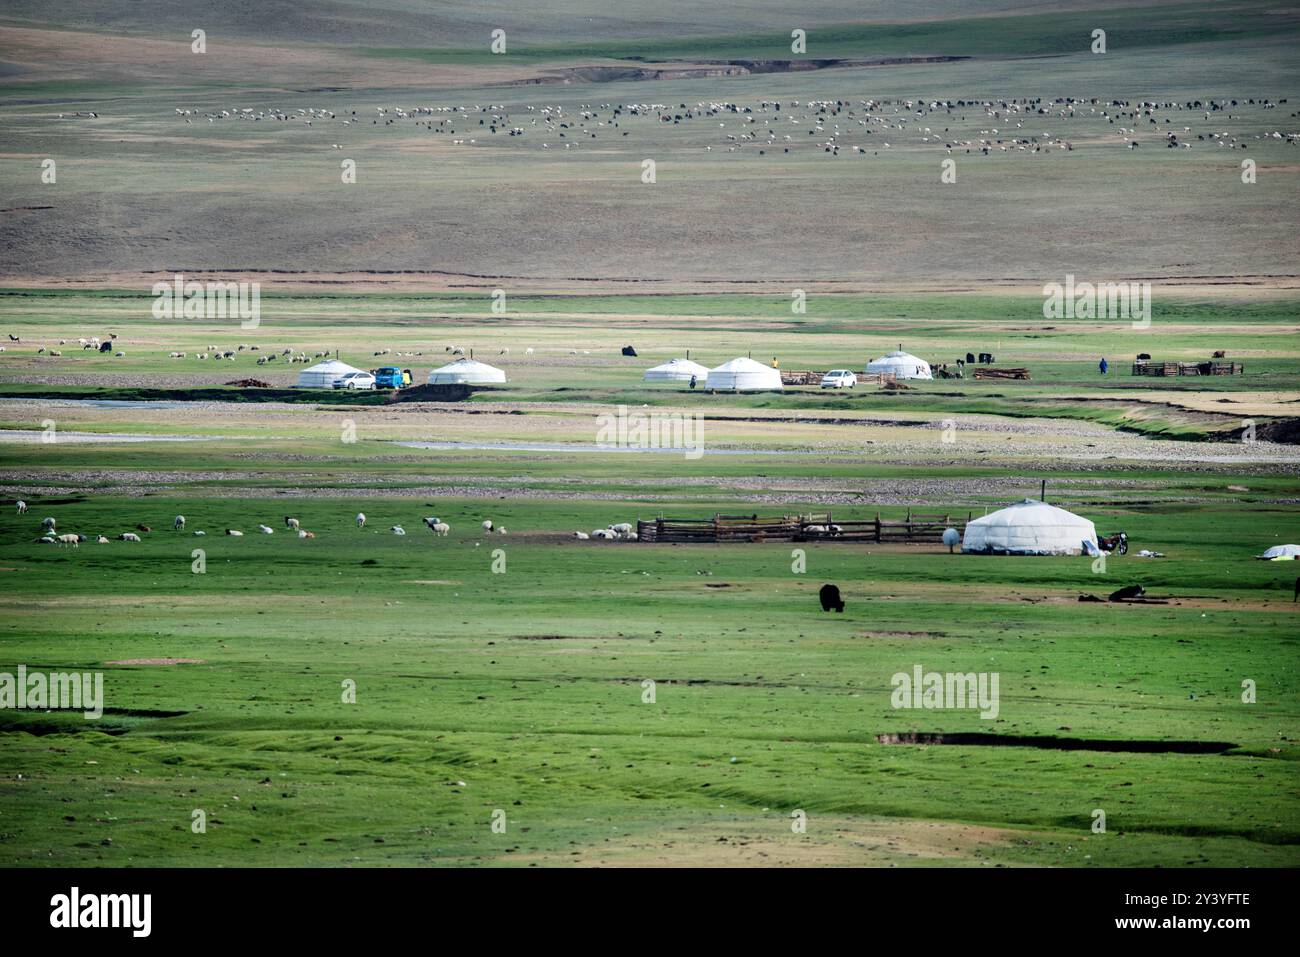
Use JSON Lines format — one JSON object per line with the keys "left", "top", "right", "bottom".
{"left": 636, "top": 510, "right": 969, "bottom": 543}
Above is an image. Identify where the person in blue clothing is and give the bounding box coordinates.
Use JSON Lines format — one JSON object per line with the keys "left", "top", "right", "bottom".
{"left": 689, "top": 374, "right": 697, "bottom": 389}
{"left": 1099, "top": 357, "right": 1108, "bottom": 375}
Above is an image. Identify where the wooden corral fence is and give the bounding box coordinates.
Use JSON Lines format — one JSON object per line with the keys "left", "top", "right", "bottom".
{"left": 1132, "top": 360, "right": 1243, "bottom": 377}
{"left": 972, "top": 367, "right": 1030, "bottom": 380}
{"left": 636, "top": 510, "right": 969, "bottom": 544}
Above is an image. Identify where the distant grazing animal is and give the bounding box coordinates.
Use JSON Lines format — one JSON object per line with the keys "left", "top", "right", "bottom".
{"left": 226, "top": 529, "right": 244, "bottom": 536}
{"left": 482, "top": 520, "right": 493, "bottom": 532}
{"left": 591, "top": 528, "right": 615, "bottom": 539}
{"left": 257, "top": 524, "right": 274, "bottom": 534}
{"left": 118, "top": 532, "right": 141, "bottom": 542}
{"left": 1212, "top": 349, "right": 1227, "bottom": 359}
{"left": 36, "top": 536, "right": 56, "bottom": 544}
{"left": 422, "top": 517, "right": 442, "bottom": 532}
{"left": 497, "top": 526, "right": 507, "bottom": 535}
{"left": 299, "top": 530, "right": 315, "bottom": 539}
{"left": 285, "top": 517, "right": 300, "bottom": 530}
{"left": 1136, "top": 353, "right": 1151, "bottom": 361}
{"left": 136, "top": 524, "right": 151, "bottom": 533}
{"left": 819, "top": 583, "right": 845, "bottom": 613}
{"left": 96, "top": 535, "right": 109, "bottom": 544}
{"left": 573, "top": 531, "right": 589, "bottom": 540}
{"left": 56, "top": 533, "right": 79, "bottom": 547}
{"left": 98, "top": 341, "right": 112, "bottom": 353}
{"left": 431, "top": 522, "right": 450, "bottom": 536}
{"left": 193, "top": 530, "right": 205, "bottom": 536}
{"left": 1108, "top": 584, "right": 1146, "bottom": 601}
{"left": 609, "top": 523, "right": 633, "bottom": 536}
{"left": 391, "top": 525, "right": 406, "bottom": 535}
{"left": 41, "top": 517, "right": 56, "bottom": 532}
{"left": 15, "top": 500, "right": 27, "bottom": 514}
{"left": 173, "top": 515, "right": 185, "bottom": 530}
{"left": 356, "top": 513, "right": 366, "bottom": 528}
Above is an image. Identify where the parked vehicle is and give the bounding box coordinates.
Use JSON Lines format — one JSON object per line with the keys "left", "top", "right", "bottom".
{"left": 334, "top": 371, "right": 376, "bottom": 390}
{"left": 1098, "top": 531, "right": 1129, "bottom": 554}
{"left": 372, "top": 366, "right": 405, "bottom": 389}
{"left": 820, "top": 369, "right": 857, "bottom": 389}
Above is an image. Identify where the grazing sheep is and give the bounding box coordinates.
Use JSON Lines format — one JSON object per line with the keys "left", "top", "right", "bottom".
{"left": 432, "top": 522, "right": 450, "bottom": 536}
{"left": 625, "top": 531, "right": 638, "bottom": 541}
{"left": 284, "top": 516, "right": 300, "bottom": 530}
{"left": 573, "top": 531, "right": 590, "bottom": 540}
{"left": 497, "top": 526, "right": 507, "bottom": 535}
{"left": 257, "top": 524, "right": 274, "bottom": 534}
{"left": 41, "top": 517, "right": 56, "bottom": 531}
{"left": 482, "top": 520, "right": 493, "bottom": 532}
{"left": 819, "top": 583, "right": 845, "bottom": 613}
{"left": 609, "top": 523, "right": 633, "bottom": 536}
{"left": 226, "top": 529, "right": 244, "bottom": 536}
{"left": 118, "top": 532, "right": 141, "bottom": 542}
{"left": 173, "top": 515, "right": 185, "bottom": 530}
{"left": 391, "top": 525, "right": 406, "bottom": 535}
{"left": 136, "top": 524, "right": 151, "bottom": 533}
{"left": 15, "top": 500, "right": 27, "bottom": 514}
{"left": 193, "top": 530, "right": 205, "bottom": 536}
{"left": 96, "top": 535, "right": 109, "bottom": 544}
{"left": 56, "top": 533, "right": 79, "bottom": 547}
{"left": 36, "top": 536, "right": 56, "bottom": 544}
{"left": 422, "top": 516, "right": 442, "bottom": 532}
{"left": 592, "top": 528, "right": 614, "bottom": 539}
{"left": 299, "top": 530, "right": 315, "bottom": 539}
{"left": 356, "top": 513, "right": 366, "bottom": 528}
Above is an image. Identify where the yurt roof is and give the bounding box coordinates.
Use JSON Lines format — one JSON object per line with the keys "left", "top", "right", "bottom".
{"left": 302, "top": 359, "right": 364, "bottom": 376}
{"left": 428, "top": 358, "right": 506, "bottom": 382}
{"left": 645, "top": 358, "right": 710, "bottom": 376}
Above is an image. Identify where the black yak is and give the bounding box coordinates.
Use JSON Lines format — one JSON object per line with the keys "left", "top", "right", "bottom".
{"left": 819, "top": 583, "right": 845, "bottom": 613}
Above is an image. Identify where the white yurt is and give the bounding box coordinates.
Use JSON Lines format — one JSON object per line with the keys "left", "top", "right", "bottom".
{"left": 705, "top": 357, "right": 783, "bottom": 392}
{"left": 1256, "top": 544, "right": 1300, "bottom": 560}
{"left": 644, "top": 358, "right": 711, "bottom": 383}
{"left": 428, "top": 357, "right": 506, "bottom": 385}
{"left": 962, "top": 499, "right": 1099, "bottom": 556}
{"left": 866, "top": 349, "right": 932, "bottom": 380}
{"left": 297, "top": 359, "right": 367, "bottom": 388}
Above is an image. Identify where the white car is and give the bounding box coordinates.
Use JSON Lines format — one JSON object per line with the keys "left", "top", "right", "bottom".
{"left": 820, "top": 369, "right": 857, "bottom": 389}
{"left": 333, "top": 372, "right": 376, "bottom": 390}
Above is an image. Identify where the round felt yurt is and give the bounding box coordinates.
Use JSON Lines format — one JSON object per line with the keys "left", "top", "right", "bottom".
{"left": 866, "top": 349, "right": 932, "bottom": 380}
{"left": 297, "top": 359, "right": 367, "bottom": 389}
{"left": 705, "top": 357, "right": 783, "bottom": 392}
{"left": 644, "top": 358, "right": 711, "bottom": 383}
{"left": 962, "top": 499, "right": 1099, "bottom": 556}
{"left": 427, "top": 358, "right": 507, "bottom": 386}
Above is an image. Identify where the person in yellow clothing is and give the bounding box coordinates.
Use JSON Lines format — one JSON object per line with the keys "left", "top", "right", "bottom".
{"left": 772, "top": 357, "right": 779, "bottom": 368}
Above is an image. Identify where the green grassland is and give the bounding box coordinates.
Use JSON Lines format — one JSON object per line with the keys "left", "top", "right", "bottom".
{"left": 0, "top": 492, "right": 1296, "bottom": 866}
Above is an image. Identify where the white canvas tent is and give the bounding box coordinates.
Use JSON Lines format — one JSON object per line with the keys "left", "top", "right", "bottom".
{"left": 297, "top": 359, "right": 367, "bottom": 388}
{"left": 1256, "top": 544, "right": 1300, "bottom": 560}
{"left": 705, "top": 357, "right": 783, "bottom": 392}
{"left": 962, "top": 499, "right": 1098, "bottom": 556}
{"left": 644, "top": 358, "right": 710, "bottom": 383}
{"left": 428, "top": 358, "right": 506, "bottom": 385}
{"left": 866, "top": 349, "right": 932, "bottom": 380}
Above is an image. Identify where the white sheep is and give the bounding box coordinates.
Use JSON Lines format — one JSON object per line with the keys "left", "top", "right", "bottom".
{"left": 573, "top": 531, "right": 590, "bottom": 540}
{"left": 118, "top": 532, "right": 141, "bottom": 542}
{"left": 15, "top": 500, "right": 27, "bottom": 514}
{"left": 356, "top": 513, "right": 366, "bottom": 528}
{"left": 497, "top": 526, "right": 507, "bottom": 535}
{"left": 391, "top": 525, "right": 406, "bottom": 535}
{"left": 257, "top": 524, "right": 274, "bottom": 534}
{"left": 41, "top": 517, "right": 56, "bottom": 531}
{"left": 193, "top": 530, "right": 205, "bottom": 536}
{"left": 226, "top": 529, "right": 244, "bottom": 536}
{"left": 609, "top": 523, "right": 633, "bottom": 536}
{"left": 56, "top": 533, "right": 79, "bottom": 547}
{"left": 96, "top": 535, "right": 109, "bottom": 544}
{"left": 173, "top": 515, "right": 185, "bottom": 530}
{"left": 432, "top": 522, "right": 450, "bottom": 536}
{"left": 481, "top": 520, "right": 493, "bottom": 532}
{"left": 284, "top": 516, "right": 300, "bottom": 530}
